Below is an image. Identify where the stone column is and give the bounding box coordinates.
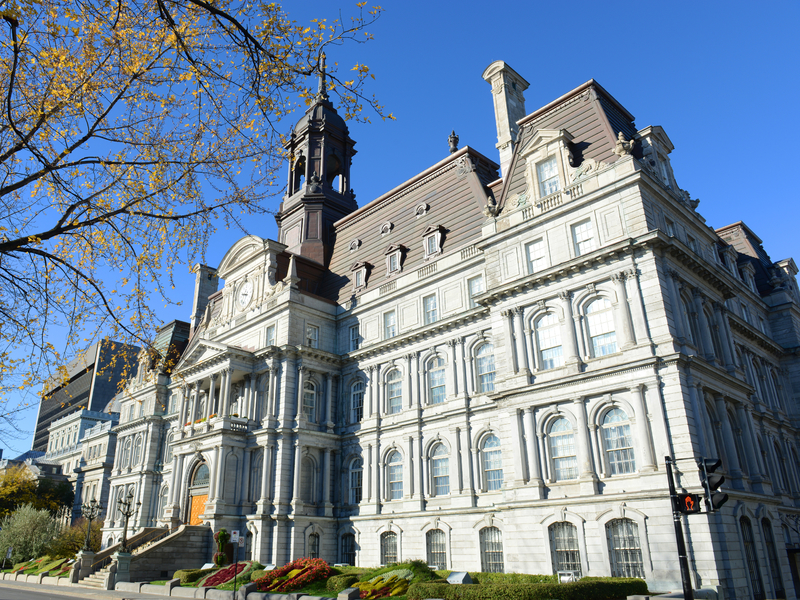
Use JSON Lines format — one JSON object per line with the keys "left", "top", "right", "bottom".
{"left": 625, "top": 266, "right": 652, "bottom": 347}
{"left": 326, "top": 373, "right": 334, "bottom": 429}
{"left": 367, "top": 444, "right": 373, "bottom": 502}
{"left": 207, "top": 374, "right": 217, "bottom": 419}
{"left": 214, "top": 447, "right": 226, "bottom": 501}
{"left": 514, "top": 307, "right": 531, "bottom": 374}
{"left": 630, "top": 385, "right": 656, "bottom": 471}
{"left": 712, "top": 302, "right": 735, "bottom": 372}
{"left": 573, "top": 397, "right": 597, "bottom": 493}
{"left": 406, "top": 354, "right": 414, "bottom": 409}
{"left": 323, "top": 449, "right": 333, "bottom": 512}
{"left": 687, "top": 377, "right": 708, "bottom": 456}
{"left": 559, "top": 291, "right": 581, "bottom": 372}
{"left": 366, "top": 367, "right": 374, "bottom": 418}
{"left": 241, "top": 374, "right": 252, "bottom": 419}
{"left": 735, "top": 403, "right": 762, "bottom": 483}
{"left": 406, "top": 436, "right": 415, "bottom": 499}
{"left": 611, "top": 272, "right": 635, "bottom": 349}
{"left": 295, "top": 366, "right": 306, "bottom": 422}
{"left": 459, "top": 427, "right": 474, "bottom": 495}
{"left": 242, "top": 449, "right": 252, "bottom": 506}
{"left": 446, "top": 340, "right": 458, "bottom": 397}
{"left": 207, "top": 447, "right": 218, "bottom": 501}
{"left": 267, "top": 366, "right": 277, "bottom": 420}
{"left": 693, "top": 289, "right": 715, "bottom": 361}
{"left": 511, "top": 410, "right": 526, "bottom": 484}
{"left": 291, "top": 442, "right": 302, "bottom": 506}
{"left": 523, "top": 408, "right": 543, "bottom": 488}
{"left": 375, "top": 365, "right": 383, "bottom": 418}
{"left": 178, "top": 386, "right": 188, "bottom": 428}
{"left": 373, "top": 443, "right": 381, "bottom": 511}
{"left": 188, "top": 384, "right": 198, "bottom": 423}
{"left": 259, "top": 445, "right": 272, "bottom": 508}
{"left": 714, "top": 395, "right": 743, "bottom": 482}
{"left": 666, "top": 270, "right": 686, "bottom": 344}
{"left": 501, "top": 309, "right": 518, "bottom": 373}
{"left": 221, "top": 368, "right": 233, "bottom": 417}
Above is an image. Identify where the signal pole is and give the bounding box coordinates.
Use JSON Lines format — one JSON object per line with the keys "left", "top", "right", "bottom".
{"left": 665, "top": 456, "right": 694, "bottom": 600}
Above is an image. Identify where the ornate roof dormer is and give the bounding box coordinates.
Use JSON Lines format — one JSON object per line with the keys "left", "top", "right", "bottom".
{"left": 276, "top": 53, "right": 358, "bottom": 267}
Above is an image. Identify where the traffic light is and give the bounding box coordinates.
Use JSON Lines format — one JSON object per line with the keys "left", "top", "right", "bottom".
{"left": 676, "top": 493, "right": 702, "bottom": 514}
{"left": 699, "top": 458, "right": 728, "bottom": 511}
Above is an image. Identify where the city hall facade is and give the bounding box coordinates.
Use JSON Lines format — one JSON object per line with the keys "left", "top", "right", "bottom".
{"left": 63, "top": 62, "right": 800, "bottom": 598}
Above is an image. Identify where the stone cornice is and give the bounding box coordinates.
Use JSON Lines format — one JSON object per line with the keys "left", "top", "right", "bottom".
{"left": 728, "top": 316, "right": 785, "bottom": 358}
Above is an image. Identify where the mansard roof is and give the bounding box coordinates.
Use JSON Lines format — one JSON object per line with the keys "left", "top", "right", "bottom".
{"left": 320, "top": 146, "right": 500, "bottom": 305}
{"left": 498, "top": 79, "right": 638, "bottom": 211}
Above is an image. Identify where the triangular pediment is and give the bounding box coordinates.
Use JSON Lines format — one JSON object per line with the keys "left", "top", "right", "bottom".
{"left": 174, "top": 339, "right": 228, "bottom": 372}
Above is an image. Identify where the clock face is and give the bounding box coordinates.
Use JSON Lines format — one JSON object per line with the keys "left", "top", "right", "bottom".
{"left": 237, "top": 281, "right": 253, "bottom": 308}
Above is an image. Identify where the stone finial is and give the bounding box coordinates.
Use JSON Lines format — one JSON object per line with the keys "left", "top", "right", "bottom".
{"left": 286, "top": 254, "right": 301, "bottom": 289}
{"left": 482, "top": 194, "right": 499, "bottom": 218}
{"left": 316, "top": 52, "right": 329, "bottom": 101}
{"left": 449, "top": 130, "right": 459, "bottom": 153}
{"left": 613, "top": 132, "right": 635, "bottom": 157}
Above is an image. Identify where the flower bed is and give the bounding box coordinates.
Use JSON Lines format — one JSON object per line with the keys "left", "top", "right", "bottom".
{"left": 354, "top": 568, "right": 414, "bottom": 598}
{"left": 197, "top": 562, "right": 246, "bottom": 587}
{"left": 254, "top": 557, "right": 332, "bottom": 593}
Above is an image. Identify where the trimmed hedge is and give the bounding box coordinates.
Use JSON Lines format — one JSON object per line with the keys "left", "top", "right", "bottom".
{"left": 435, "top": 572, "right": 557, "bottom": 585}
{"left": 173, "top": 567, "right": 218, "bottom": 585}
{"left": 327, "top": 574, "right": 359, "bottom": 592}
{"left": 407, "top": 577, "right": 647, "bottom": 600}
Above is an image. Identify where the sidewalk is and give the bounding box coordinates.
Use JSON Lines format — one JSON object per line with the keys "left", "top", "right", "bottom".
{"left": 0, "top": 579, "right": 173, "bottom": 599}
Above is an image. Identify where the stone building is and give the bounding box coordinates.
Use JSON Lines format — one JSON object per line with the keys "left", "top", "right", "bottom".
{"left": 97, "top": 62, "right": 800, "bottom": 599}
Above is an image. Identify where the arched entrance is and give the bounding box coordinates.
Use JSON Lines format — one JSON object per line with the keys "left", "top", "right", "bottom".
{"left": 188, "top": 463, "right": 210, "bottom": 525}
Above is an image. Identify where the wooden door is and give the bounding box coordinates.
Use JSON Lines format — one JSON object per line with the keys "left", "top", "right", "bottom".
{"left": 189, "top": 494, "right": 207, "bottom": 525}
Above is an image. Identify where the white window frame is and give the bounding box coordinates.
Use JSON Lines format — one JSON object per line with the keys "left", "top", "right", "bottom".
{"left": 476, "top": 342, "right": 495, "bottom": 393}
{"left": 481, "top": 434, "right": 503, "bottom": 491}
{"left": 306, "top": 324, "right": 319, "bottom": 349}
{"left": 386, "top": 369, "right": 402, "bottom": 414}
{"left": 427, "top": 356, "right": 446, "bottom": 405}
{"left": 350, "top": 380, "right": 364, "bottom": 423}
{"left": 385, "top": 245, "right": 403, "bottom": 276}
{"left": 526, "top": 238, "right": 548, "bottom": 274}
{"left": 571, "top": 218, "right": 596, "bottom": 257}
{"left": 384, "top": 310, "right": 397, "bottom": 339}
{"left": 468, "top": 274, "right": 484, "bottom": 308}
{"left": 423, "top": 294, "right": 438, "bottom": 325}
{"left": 430, "top": 443, "right": 450, "bottom": 496}
{"left": 535, "top": 312, "right": 564, "bottom": 370}
{"left": 536, "top": 155, "right": 560, "bottom": 197}
{"left": 585, "top": 297, "right": 617, "bottom": 357}
{"left": 265, "top": 324, "right": 276, "bottom": 347}
{"left": 302, "top": 381, "right": 316, "bottom": 422}
{"left": 601, "top": 408, "right": 636, "bottom": 475}
{"left": 426, "top": 529, "right": 447, "bottom": 570}
{"left": 386, "top": 451, "right": 403, "bottom": 500}
{"left": 548, "top": 417, "right": 578, "bottom": 482}
{"left": 349, "top": 324, "right": 360, "bottom": 352}
{"left": 349, "top": 458, "right": 363, "bottom": 504}
{"left": 422, "top": 225, "right": 444, "bottom": 259}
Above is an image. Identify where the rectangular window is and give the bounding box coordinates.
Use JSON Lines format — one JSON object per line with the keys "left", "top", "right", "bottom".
{"left": 389, "top": 464, "right": 403, "bottom": 499}
{"left": 741, "top": 303, "right": 751, "bottom": 324}
{"left": 425, "top": 235, "right": 438, "bottom": 256}
{"left": 572, "top": 219, "right": 596, "bottom": 256}
{"left": 687, "top": 235, "right": 697, "bottom": 252}
{"left": 665, "top": 218, "right": 675, "bottom": 237}
{"left": 468, "top": 275, "right": 484, "bottom": 308}
{"left": 526, "top": 239, "right": 547, "bottom": 274}
{"left": 354, "top": 269, "right": 364, "bottom": 288}
{"left": 349, "top": 325, "right": 360, "bottom": 351}
{"left": 423, "top": 294, "right": 438, "bottom": 325}
{"left": 433, "top": 457, "right": 450, "bottom": 496}
{"left": 384, "top": 311, "right": 397, "bottom": 339}
{"left": 306, "top": 324, "right": 319, "bottom": 348}
{"left": 388, "top": 253, "right": 399, "bottom": 273}
{"left": 350, "top": 470, "right": 362, "bottom": 504}
{"left": 266, "top": 324, "right": 276, "bottom": 347}
{"left": 537, "top": 156, "right": 559, "bottom": 197}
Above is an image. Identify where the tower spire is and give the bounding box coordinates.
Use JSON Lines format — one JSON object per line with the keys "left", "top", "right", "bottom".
{"left": 316, "top": 52, "right": 329, "bottom": 101}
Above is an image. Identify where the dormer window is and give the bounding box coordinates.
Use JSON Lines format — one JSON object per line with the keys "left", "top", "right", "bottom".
{"left": 537, "top": 156, "right": 559, "bottom": 197}
{"left": 351, "top": 261, "right": 369, "bottom": 291}
{"left": 385, "top": 245, "right": 404, "bottom": 275}
{"left": 422, "top": 225, "right": 444, "bottom": 259}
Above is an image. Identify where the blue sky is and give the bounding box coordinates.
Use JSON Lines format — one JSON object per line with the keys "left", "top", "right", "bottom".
{"left": 4, "top": 0, "right": 798, "bottom": 456}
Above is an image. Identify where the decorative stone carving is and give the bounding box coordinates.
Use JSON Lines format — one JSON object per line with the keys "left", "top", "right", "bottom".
{"left": 308, "top": 171, "right": 323, "bottom": 194}
{"left": 379, "top": 222, "right": 393, "bottom": 235}
{"left": 571, "top": 157, "right": 608, "bottom": 182}
{"left": 349, "top": 239, "right": 361, "bottom": 251}
{"left": 448, "top": 130, "right": 459, "bottom": 154}
{"left": 679, "top": 189, "right": 700, "bottom": 210}
{"left": 613, "top": 132, "right": 635, "bottom": 157}
{"left": 455, "top": 155, "right": 475, "bottom": 177}
{"left": 483, "top": 194, "right": 499, "bottom": 217}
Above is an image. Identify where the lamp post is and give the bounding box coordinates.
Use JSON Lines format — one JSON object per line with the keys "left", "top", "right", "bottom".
{"left": 117, "top": 489, "right": 141, "bottom": 553}
{"left": 80, "top": 498, "right": 102, "bottom": 552}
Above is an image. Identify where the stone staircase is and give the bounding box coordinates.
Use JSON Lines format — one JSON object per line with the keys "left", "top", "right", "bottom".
{"left": 79, "top": 563, "right": 113, "bottom": 589}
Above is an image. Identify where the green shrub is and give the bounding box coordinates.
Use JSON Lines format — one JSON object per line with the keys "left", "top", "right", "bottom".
{"left": 174, "top": 567, "right": 217, "bottom": 585}
{"left": 327, "top": 574, "right": 359, "bottom": 592}
{"left": 0, "top": 505, "right": 62, "bottom": 564}
{"left": 435, "top": 571, "right": 556, "bottom": 585}
{"left": 407, "top": 578, "right": 647, "bottom": 600}
{"left": 250, "top": 569, "right": 266, "bottom": 581}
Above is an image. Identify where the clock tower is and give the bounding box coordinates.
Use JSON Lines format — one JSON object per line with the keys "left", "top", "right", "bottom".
{"left": 275, "top": 55, "right": 358, "bottom": 266}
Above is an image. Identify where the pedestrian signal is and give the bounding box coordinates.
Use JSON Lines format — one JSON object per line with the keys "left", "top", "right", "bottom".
{"left": 676, "top": 493, "right": 702, "bottom": 514}
{"left": 699, "top": 458, "right": 729, "bottom": 511}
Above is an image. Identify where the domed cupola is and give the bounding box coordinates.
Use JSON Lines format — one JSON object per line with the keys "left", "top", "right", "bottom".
{"left": 275, "top": 54, "right": 357, "bottom": 266}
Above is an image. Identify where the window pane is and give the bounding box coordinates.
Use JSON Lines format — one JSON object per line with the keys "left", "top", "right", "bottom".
{"left": 428, "top": 357, "right": 446, "bottom": 404}
{"left": 350, "top": 460, "right": 363, "bottom": 504}
{"left": 468, "top": 275, "right": 484, "bottom": 308}
{"left": 384, "top": 311, "right": 397, "bottom": 339}
{"left": 572, "top": 219, "right": 596, "bottom": 256}
{"left": 308, "top": 533, "right": 319, "bottom": 559}
{"left": 537, "top": 157, "right": 559, "bottom": 197}
{"left": 536, "top": 313, "right": 563, "bottom": 370}
{"left": 483, "top": 435, "right": 503, "bottom": 491}
{"left": 477, "top": 344, "right": 495, "bottom": 393}
{"left": 342, "top": 534, "right": 356, "bottom": 566}
{"left": 350, "top": 325, "right": 360, "bottom": 351}
{"left": 606, "top": 519, "right": 644, "bottom": 578}
{"left": 432, "top": 446, "right": 449, "bottom": 496}
{"left": 479, "top": 527, "right": 504, "bottom": 573}
{"left": 388, "top": 451, "right": 403, "bottom": 500}
{"left": 587, "top": 299, "right": 617, "bottom": 356}
{"left": 602, "top": 408, "right": 635, "bottom": 475}
{"left": 426, "top": 529, "right": 447, "bottom": 569}
{"left": 424, "top": 295, "right": 438, "bottom": 324}
{"left": 381, "top": 532, "right": 398, "bottom": 564}
{"left": 549, "top": 522, "right": 582, "bottom": 575}
{"left": 549, "top": 418, "right": 578, "bottom": 481}
{"left": 741, "top": 517, "right": 765, "bottom": 600}
{"left": 306, "top": 325, "right": 319, "bottom": 348}
{"left": 351, "top": 381, "right": 364, "bottom": 422}
{"left": 387, "top": 371, "right": 402, "bottom": 414}
{"left": 303, "top": 381, "right": 316, "bottom": 421}
{"left": 762, "top": 519, "right": 785, "bottom": 597}
{"left": 527, "top": 239, "right": 547, "bottom": 273}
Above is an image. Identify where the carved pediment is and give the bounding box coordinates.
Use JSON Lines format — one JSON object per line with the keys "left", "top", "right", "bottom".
{"left": 174, "top": 340, "right": 228, "bottom": 372}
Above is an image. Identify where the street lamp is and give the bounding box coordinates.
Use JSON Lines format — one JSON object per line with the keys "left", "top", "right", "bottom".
{"left": 117, "top": 489, "right": 141, "bottom": 553}
{"left": 80, "top": 498, "right": 102, "bottom": 552}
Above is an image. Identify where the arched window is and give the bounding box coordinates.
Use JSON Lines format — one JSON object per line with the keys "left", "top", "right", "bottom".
{"left": 387, "top": 370, "right": 402, "bottom": 415}
{"left": 158, "top": 486, "right": 169, "bottom": 518}
{"left": 426, "top": 529, "right": 447, "bottom": 569}
{"left": 476, "top": 343, "right": 495, "bottom": 393}
{"left": 192, "top": 464, "right": 210, "bottom": 487}
{"left": 428, "top": 357, "right": 446, "bottom": 404}
{"left": 740, "top": 516, "right": 765, "bottom": 600}
{"left": 606, "top": 518, "right": 644, "bottom": 578}
{"left": 342, "top": 533, "right": 356, "bottom": 566}
{"left": 482, "top": 434, "right": 503, "bottom": 491}
{"left": 535, "top": 313, "right": 563, "bottom": 370}
{"left": 303, "top": 381, "right": 316, "bottom": 422}
{"left": 164, "top": 433, "right": 174, "bottom": 464}
{"left": 132, "top": 435, "right": 143, "bottom": 466}
{"left": 122, "top": 438, "right": 132, "bottom": 468}
{"left": 479, "top": 527, "right": 504, "bottom": 573}
{"left": 380, "top": 531, "right": 398, "bottom": 565}
{"left": 349, "top": 458, "right": 363, "bottom": 505}
{"left": 430, "top": 444, "right": 449, "bottom": 496}
{"left": 308, "top": 533, "right": 320, "bottom": 559}
{"left": 387, "top": 451, "right": 403, "bottom": 500}
{"left": 601, "top": 408, "right": 635, "bottom": 475}
{"left": 548, "top": 418, "right": 577, "bottom": 481}
{"left": 549, "top": 522, "right": 581, "bottom": 576}
{"left": 761, "top": 519, "right": 785, "bottom": 598}
{"left": 586, "top": 298, "right": 617, "bottom": 357}
{"left": 351, "top": 381, "right": 364, "bottom": 423}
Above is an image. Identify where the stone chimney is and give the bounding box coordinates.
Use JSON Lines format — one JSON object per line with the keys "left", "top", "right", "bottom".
{"left": 190, "top": 264, "right": 219, "bottom": 335}
{"left": 482, "top": 61, "right": 530, "bottom": 178}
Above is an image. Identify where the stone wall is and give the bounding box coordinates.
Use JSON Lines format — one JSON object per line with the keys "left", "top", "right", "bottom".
{"left": 129, "top": 525, "right": 211, "bottom": 582}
